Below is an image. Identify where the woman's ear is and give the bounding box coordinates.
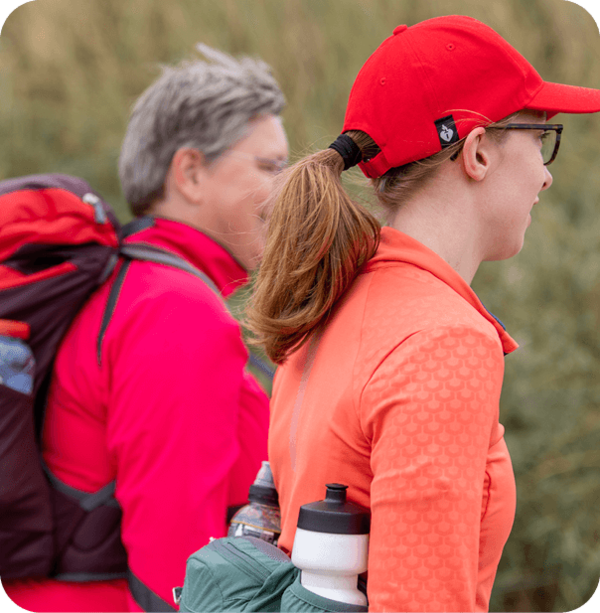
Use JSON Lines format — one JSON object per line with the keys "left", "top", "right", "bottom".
{"left": 171, "top": 147, "right": 207, "bottom": 204}
{"left": 461, "top": 127, "right": 492, "bottom": 182}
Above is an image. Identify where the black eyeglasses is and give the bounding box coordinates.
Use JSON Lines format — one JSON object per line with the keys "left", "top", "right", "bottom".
{"left": 450, "top": 123, "right": 563, "bottom": 165}
{"left": 495, "top": 123, "right": 563, "bottom": 165}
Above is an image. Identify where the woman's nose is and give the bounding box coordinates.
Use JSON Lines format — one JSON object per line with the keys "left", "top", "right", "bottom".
{"left": 541, "top": 165, "right": 553, "bottom": 191}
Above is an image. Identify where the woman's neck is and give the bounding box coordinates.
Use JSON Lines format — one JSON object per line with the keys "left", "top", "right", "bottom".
{"left": 388, "top": 177, "right": 485, "bottom": 285}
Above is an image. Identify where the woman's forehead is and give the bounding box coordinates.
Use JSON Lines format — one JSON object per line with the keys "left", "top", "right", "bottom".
{"left": 515, "top": 110, "right": 548, "bottom": 122}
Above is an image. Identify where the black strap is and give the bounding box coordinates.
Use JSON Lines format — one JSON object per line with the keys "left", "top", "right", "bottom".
{"left": 97, "top": 258, "right": 131, "bottom": 366}
{"left": 121, "top": 216, "right": 156, "bottom": 239}
{"left": 103, "top": 214, "right": 274, "bottom": 377}
{"left": 97, "top": 244, "right": 223, "bottom": 366}
{"left": 43, "top": 462, "right": 120, "bottom": 511}
{"left": 97, "top": 243, "right": 275, "bottom": 382}
{"left": 119, "top": 244, "right": 220, "bottom": 294}
{"left": 128, "top": 569, "right": 176, "bottom": 612}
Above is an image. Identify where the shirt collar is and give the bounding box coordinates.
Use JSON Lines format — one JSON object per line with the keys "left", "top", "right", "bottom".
{"left": 365, "top": 227, "right": 519, "bottom": 355}
{"left": 123, "top": 216, "right": 249, "bottom": 299}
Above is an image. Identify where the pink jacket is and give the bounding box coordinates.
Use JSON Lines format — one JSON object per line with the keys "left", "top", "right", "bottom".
{"left": 4, "top": 217, "right": 270, "bottom": 612}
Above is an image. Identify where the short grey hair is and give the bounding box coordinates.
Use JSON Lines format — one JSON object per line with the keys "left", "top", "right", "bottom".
{"left": 118, "top": 44, "right": 285, "bottom": 216}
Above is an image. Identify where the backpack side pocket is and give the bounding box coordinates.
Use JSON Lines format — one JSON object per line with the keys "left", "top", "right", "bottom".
{"left": 179, "top": 536, "right": 296, "bottom": 613}
{"left": 280, "top": 574, "right": 368, "bottom": 613}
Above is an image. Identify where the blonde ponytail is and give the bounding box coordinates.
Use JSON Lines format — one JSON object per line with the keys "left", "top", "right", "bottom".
{"left": 247, "top": 133, "right": 380, "bottom": 364}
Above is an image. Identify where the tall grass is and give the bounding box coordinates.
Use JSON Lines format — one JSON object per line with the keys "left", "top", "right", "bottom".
{"left": 1, "top": 1, "right": 599, "bottom": 610}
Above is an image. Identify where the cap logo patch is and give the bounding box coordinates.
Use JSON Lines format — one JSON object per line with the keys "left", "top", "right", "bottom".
{"left": 440, "top": 125, "right": 454, "bottom": 141}
{"left": 434, "top": 115, "right": 460, "bottom": 148}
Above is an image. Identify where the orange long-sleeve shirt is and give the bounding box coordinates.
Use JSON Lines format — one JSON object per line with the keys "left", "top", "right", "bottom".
{"left": 269, "top": 227, "right": 518, "bottom": 612}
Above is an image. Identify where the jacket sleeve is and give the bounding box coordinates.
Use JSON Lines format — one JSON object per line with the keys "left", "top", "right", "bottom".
{"left": 102, "top": 284, "right": 269, "bottom": 611}
{"left": 360, "top": 325, "right": 505, "bottom": 612}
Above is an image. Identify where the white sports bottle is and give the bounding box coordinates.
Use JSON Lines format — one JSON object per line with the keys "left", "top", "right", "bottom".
{"left": 291, "top": 483, "right": 370, "bottom": 606}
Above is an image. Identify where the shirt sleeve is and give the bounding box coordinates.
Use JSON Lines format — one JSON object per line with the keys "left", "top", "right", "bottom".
{"left": 360, "top": 325, "right": 505, "bottom": 612}
{"left": 102, "top": 284, "right": 269, "bottom": 611}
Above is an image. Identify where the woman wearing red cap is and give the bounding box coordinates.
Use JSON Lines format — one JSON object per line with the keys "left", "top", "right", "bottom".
{"left": 248, "top": 15, "right": 600, "bottom": 613}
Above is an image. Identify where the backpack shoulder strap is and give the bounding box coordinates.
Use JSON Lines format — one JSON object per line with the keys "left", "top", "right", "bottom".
{"left": 97, "top": 243, "right": 223, "bottom": 366}
{"left": 97, "top": 242, "right": 276, "bottom": 380}
{"left": 119, "top": 244, "right": 220, "bottom": 294}
{"left": 121, "top": 215, "right": 156, "bottom": 239}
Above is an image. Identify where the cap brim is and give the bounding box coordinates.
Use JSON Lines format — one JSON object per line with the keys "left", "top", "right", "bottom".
{"left": 527, "top": 80, "right": 600, "bottom": 118}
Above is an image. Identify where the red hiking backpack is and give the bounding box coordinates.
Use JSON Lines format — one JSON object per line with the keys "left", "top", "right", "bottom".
{"left": 0, "top": 174, "right": 222, "bottom": 585}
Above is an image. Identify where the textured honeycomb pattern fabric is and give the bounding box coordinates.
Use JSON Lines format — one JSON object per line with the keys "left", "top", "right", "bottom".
{"left": 269, "top": 227, "right": 517, "bottom": 612}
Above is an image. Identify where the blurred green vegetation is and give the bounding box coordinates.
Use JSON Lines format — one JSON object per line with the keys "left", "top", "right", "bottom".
{"left": 1, "top": 0, "right": 599, "bottom": 610}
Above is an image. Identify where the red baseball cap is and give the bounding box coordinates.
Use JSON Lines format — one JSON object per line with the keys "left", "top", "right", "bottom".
{"left": 342, "top": 15, "right": 600, "bottom": 178}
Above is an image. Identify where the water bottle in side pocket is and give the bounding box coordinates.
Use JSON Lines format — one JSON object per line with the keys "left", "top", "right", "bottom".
{"left": 228, "top": 461, "right": 281, "bottom": 545}
{"left": 0, "top": 320, "right": 34, "bottom": 395}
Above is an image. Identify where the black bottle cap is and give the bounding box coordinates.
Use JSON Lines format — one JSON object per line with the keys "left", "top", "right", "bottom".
{"left": 297, "top": 484, "right": 370, "bottom": 535}
{"left": 248, "top": 461, "right": 279, "bottom": 506}
{"left": 248, "top": 483, "right": 279, "bottom": 506}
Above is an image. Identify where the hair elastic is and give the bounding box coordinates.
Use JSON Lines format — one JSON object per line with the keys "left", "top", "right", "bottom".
{"left": 328, "top": 134, "right": 362, "bottom": 171}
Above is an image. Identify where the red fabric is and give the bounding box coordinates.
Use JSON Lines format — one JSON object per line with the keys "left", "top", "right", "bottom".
{"left": 3, "top": 217, "right": 269, "bottom": 612}
{"left": 269, "top": 227, "right": 517, "bottom": 612}
{"left": 0, "top": 186, "right": 119, "bottom": 290}
{"left": 0, "top": 320, "right": 30, "bottom": 339}
{"left": 0, "top": 188, "right": 118, "bottom": 260}
{"left": 0, "top": 261, "right": 77, "bottom": 291}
